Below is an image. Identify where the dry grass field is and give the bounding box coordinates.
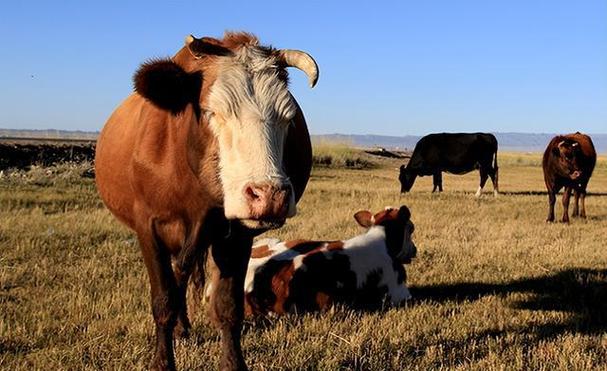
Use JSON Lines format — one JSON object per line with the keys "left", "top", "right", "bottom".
{"left": 1, "top": 151, "right": 606, "bottom": 370}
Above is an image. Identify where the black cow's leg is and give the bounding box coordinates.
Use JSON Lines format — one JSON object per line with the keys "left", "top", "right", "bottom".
{"left": 572, "top": 190, "right": 580, "bottom": 217}
{"left": 208, "top": 223, "right": 252, "bottom": 371}
{"left": 437, "top": 172, "right": 443, "bottom": 192}
{"left": 561, "top": 186, "right": 572, "bottom": 223}
{"left": 432, "top": 172, "right": 439, "bottom": 193}
{"left": 139, "top": 221, "right": 180, "bottom": 371}
{"left": 476, "top": 168, "right": 489, "bottom": 197}
{"left": 489, "top": 167, "right": 499, "bottom": 196}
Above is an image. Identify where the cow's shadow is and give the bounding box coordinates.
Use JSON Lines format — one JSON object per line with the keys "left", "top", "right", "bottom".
{"left": 192, "top": 268, "right": 607, "bottom": 347}
{"left": 500, "top": 191, "right": 607, "bottom": 197}
{"left": 412, "top": 268, "right": 607, "bottom": 339}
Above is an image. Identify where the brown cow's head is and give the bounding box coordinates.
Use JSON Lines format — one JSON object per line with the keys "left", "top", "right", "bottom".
{"left": 354, "top": 206, "right": 417, "bottom": 264}
{"left": 552, "top": 139, "right": 582, "bottom": 180}
{"left": 134, "top": 32, "right": 318, "bottom": 229}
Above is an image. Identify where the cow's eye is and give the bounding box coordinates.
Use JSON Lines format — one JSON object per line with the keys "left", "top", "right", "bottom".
{"left": 202, "top": 109, "right": 214, "bottom": 122}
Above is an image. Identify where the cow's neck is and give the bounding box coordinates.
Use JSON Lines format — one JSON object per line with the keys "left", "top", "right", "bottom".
{"left": 346, "top": 226, "right": 386, "bottom": 250}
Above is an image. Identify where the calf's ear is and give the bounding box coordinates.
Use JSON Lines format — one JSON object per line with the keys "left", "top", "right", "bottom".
{"left": 133, "top": 59, "right": 202, "bottom": 114}
{"left": 354, "top": 210, "right": 374, "bottom": 228}
{"left": 397, "top": 205, "right": 411, "bottom": 221}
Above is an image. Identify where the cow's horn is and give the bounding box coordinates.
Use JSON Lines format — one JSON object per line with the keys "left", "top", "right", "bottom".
{"left": 572, "top": 142, "right": 579, "bottom": 147}
{"left": 278, "top": 50, "right": 319, "bottom": 88}
{"left": 557, "top": 140, "right": 566, "bottom": 148}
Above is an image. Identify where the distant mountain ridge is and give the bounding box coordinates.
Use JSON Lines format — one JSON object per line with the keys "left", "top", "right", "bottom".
{"left": 313, "top": 132, "right": 607, "bottom": 153}
{"left": 1, "top": 129, "right": 605, "bottom": 153}
{"left": 0, "top": 128, "right": 98, "bottom": 140}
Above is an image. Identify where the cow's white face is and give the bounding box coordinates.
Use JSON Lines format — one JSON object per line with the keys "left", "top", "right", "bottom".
{"left": 206, "top": 47, "right": 297, "bottom": 228}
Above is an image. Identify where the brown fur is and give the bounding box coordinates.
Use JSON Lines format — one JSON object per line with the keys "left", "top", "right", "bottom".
{"left": 543, "top": 132, "right": 596, "bottom": 223}
{"left": 251, "top": 245, "right": 272, "bottom": 259}
{"left": 95, "top": 32, "right": 313, "bottom": 371}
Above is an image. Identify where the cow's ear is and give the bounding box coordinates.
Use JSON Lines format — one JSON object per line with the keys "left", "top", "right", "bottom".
{"left": 283, "top": 97, "right": 312, "bottom": 203}
{"left": 354, "top": 210, "right": 374, "bottom": 228}
{"left": 185, "top": 35, "right": 233, "bottom": 58}
{"left": 551, "top": 146, "right": 560, "bottom": 157}
{"left": 133, "top": 59, "right": 202, "bottom": 114}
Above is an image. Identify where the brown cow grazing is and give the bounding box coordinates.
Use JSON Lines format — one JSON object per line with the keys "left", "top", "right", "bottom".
{"left": 95, "top": 32, "right": 318, "bottom": 370}
{"left": 543, "top": 132, "right": 596, "bottom": 223}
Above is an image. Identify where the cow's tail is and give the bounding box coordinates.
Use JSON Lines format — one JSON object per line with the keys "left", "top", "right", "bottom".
{"left": 187, "top": 248, "right": 209, "bottom": 320}
{"left": 493, "top": 147, "right": 499, "bottom": 193}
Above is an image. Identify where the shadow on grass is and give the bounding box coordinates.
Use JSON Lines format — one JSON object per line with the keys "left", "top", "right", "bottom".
{"left": 412, "top": 268, "right": 607, "bottom": 338}
{"left": 500, "top": 191, "right": 607, "bottom": 197}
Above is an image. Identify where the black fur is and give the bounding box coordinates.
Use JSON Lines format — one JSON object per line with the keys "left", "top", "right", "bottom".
{"left": 133, "top": 59, "right": 202, "bottom": 115}
{"left": 187, "top": 38, "right": 233, "bottom": 58}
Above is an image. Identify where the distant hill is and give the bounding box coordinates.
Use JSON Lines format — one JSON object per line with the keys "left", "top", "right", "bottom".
{"left": 313, "top": 132, "right": 607, "bottom": 153}
{"left": 0, "top": 128, "right": 98, "bottom": 140}
{"left": 1, "top": 129, "right": 605, "bottom": 153}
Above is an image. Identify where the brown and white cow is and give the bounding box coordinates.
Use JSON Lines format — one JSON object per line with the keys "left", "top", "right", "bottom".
{"left": 229, "top": 206, "right": 417, "bottom": 315}
{"left": 95, "top": 32, "right": 318, "bottom": 370}
{"left": 543, "top": 132, "right": 596, "bottom": 223}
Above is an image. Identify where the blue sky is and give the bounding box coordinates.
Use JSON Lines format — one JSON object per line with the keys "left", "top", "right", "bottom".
{"left": 1, "top": 0, "right": 605, "bottom": 135}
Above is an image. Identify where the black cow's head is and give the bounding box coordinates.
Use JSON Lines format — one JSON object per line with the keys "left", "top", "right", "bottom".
{"left": 552, "top": 140, "right": 582, "bottom": 180}
{"left": 399, "top": 165, "right": 416, "bottom": 193}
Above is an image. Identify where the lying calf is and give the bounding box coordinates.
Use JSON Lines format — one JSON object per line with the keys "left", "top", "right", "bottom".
{"left": 242, "top": 205, "right": 417, "bottom": 315}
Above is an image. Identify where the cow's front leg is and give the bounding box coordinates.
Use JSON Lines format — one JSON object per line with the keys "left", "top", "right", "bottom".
{"left": 208, "top": 223, "right": 252, "bottom": 371}
{"left": 139, "top": 221, "right": 180, "bottom": 371}
{"left": 546, "top": 190, "right": 557, "bottom": 222}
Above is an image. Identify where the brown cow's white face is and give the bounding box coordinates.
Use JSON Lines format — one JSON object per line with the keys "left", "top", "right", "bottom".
{"left": 206, "top": 47, "right": 298, "bottom": 228}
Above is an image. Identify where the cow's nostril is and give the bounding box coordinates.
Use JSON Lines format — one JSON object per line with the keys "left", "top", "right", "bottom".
{"left": 244, "top": 185, "right": 261, "bottom": 202}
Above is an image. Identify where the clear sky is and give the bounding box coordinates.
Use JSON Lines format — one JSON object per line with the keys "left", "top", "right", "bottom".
{"left": 1, "top": 0, "right": 606, "bottom": 135}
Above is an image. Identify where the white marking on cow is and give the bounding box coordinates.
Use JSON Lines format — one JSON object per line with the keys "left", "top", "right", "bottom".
{"left": 245, "top": 224, "right": 414, "bottom": 310}
{"left": 207, "top": 45, "right": 298, "bottom": 220}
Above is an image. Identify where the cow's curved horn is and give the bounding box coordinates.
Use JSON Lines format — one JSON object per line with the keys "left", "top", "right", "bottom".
{"left": 572, "top": 142, "right": 579, "bottom": 147}
{"left": 557, "top": 140, "right": 566, "bottom": 149}
{"left": 278, "top": 50, "right": 319, "bottom": 88}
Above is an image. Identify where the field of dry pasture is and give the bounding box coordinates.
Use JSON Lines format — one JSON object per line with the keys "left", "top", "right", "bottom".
{"left": 1, "top": 150, "right": 606, "bottom": 370}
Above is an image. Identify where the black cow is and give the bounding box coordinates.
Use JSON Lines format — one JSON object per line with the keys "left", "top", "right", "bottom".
{"left": 399, "top": 133, "right": 499, "bottom": 196}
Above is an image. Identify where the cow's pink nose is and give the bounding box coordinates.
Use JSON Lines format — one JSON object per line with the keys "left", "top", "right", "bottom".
{"left": 570, "top": 170, "right": 582, "bottom": 180}
{"left": 243, "top": 182, "right": 291, "bottom": 220}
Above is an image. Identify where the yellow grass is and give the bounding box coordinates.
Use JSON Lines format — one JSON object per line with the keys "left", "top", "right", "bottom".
{"left": 1, "top": 151, "right": 606, "bottom": 370}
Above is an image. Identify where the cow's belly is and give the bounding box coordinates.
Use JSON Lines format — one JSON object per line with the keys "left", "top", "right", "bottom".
{"left": 95, "top": 99, "right": 140, "bottom": 229}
